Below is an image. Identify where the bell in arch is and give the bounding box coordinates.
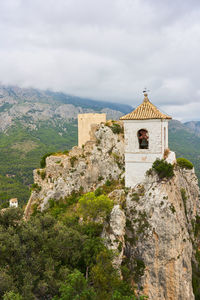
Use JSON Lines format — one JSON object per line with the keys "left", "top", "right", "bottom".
{"left": 138, "top": 129, "right": 149, "bottom": 149}
{"left": 141, "top": 137, "right": 148, "bottom": 148}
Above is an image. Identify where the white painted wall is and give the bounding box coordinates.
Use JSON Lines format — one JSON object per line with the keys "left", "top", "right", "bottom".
{"left": 124, "top": 119, "right": 169, "bottom": 187}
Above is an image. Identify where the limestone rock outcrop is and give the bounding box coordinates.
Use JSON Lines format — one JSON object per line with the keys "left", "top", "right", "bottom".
{"left": 123, "top": 168, "right": 199, "bottom": 300}
{"left": 102, "top": 189, "right": 126, "bottom": 271}
{"left": 25, "top": 122, "right": 200, "bottom": 300}
{"left": 25, "top": 122, "right": 124, "bottom": 214}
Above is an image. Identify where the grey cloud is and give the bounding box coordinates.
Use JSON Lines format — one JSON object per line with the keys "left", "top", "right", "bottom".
{"left": 0, "top": 0, "right": 200, "bottom": 120}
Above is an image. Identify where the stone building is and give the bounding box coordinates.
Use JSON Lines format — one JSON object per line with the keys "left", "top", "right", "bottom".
{"left": 120, "top": 93, "right": 172, "bottom": 188}
{"left": 78, "top": 113, "right": 106, "bottom": 147}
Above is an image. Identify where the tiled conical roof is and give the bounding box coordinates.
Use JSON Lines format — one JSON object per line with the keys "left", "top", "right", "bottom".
{"left": 120, "top": 94, "right": 172, "bottom": 120}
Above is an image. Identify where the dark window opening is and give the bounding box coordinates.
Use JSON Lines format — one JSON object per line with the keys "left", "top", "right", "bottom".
{"left": 138, "top": 129, "right": 149, "bottom": 149}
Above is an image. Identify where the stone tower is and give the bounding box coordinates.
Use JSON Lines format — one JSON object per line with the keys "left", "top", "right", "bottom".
{"left": 78, "top": 113, "right": 106, "bottom": 147}
{"left": 120, "top": 93, "right": 172, "bottom": 188}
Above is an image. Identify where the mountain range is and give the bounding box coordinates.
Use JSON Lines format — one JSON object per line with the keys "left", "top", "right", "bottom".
{"left": 0, "top": 84, "right": 199, "bottom": 205}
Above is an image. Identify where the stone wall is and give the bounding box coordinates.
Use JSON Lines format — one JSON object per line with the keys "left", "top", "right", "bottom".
{"left": 78, "top": 113, "right": 106, "bottom": 147}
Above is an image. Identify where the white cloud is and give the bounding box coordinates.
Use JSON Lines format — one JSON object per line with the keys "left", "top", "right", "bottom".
{"left": 0, "top": 0, "right": 200, "bottom": 120}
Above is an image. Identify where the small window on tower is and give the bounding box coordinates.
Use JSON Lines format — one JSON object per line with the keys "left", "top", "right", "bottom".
{"left": 138, "top": 129, "right": 149, "bottom": 149}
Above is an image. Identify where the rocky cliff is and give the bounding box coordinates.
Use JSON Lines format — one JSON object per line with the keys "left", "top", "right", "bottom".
{"left": 26, "top": 122, "right": 200, "bottom": 300}
{"left": 25, "top": 121, "right": 124, "bottom": 215}
{"left": 125, "top": 168, "right": 199, "bottom": 300}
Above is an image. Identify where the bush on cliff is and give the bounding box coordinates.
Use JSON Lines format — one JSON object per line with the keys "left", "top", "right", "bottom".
{"left": 152, "top": 159, "right": 174, "bottom": 179}
{"left": 3, "top": 291, "right": 23, "bottom": 300}
{"left": 78, "top": 192, "right": 113, "bottom": 221}
{"left": 177, "top": 157, "right": 193, "bottom": 170}
{"left": 105, "top": 121, "right": 124, "bottom": 134}
{"left": 110, "top": 123, "right": 123, "bottom": 134}
{"left": 40, "top": 152, "right": 54, "bottom": 168}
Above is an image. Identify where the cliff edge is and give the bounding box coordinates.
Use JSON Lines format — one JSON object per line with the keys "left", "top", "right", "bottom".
{"left": 25, "top": 122, "right": 200, "bottom": 300}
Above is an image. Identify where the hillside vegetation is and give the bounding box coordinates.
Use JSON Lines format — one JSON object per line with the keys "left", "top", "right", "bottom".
{"left": 169, "top": 120, "right": 200, "bottom": 180}
{"left": 0, "top": 121, "right": 77, "bottom": 206}
{"left": 0, "top": 182, "right": 146, "bottom": 300}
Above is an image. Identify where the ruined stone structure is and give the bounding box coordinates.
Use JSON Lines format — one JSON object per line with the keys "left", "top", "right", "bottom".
{"left": 120, "top": 93, "right": 172, "bottom": 188}
{"left": 78, "top": 113, "right": 106, "bottom": 147}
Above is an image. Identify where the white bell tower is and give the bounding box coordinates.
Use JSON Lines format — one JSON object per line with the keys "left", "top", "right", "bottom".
{"left": 120, "top": 93, "right": 172, "bottom": 188}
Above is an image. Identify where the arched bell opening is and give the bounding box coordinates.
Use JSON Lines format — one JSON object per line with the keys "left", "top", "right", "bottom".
{"left": 138, "top": 129, "right": 149, "bottom": 149}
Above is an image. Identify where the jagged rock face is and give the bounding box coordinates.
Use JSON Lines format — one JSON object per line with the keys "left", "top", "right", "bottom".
{"left": 102, "top": 189, "right": 126, "bottom": 271}
{"left": 26, "top": 123, "right": 124, "bottom": 212}
{"left": 26, "top": 121, "right": 200, "bottom": 300}
{"left": 125, "top": 168, "right": 199, "bottom": 300}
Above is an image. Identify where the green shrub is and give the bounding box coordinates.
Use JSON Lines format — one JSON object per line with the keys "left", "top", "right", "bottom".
{"left": 40, "top": 170, "right": 46, "bottom": 180}
{"left": 131, "top": 193, "right": 140, "bottom": 202}
{"left": 95, "top": 187, "right": 102, "bottom": 197}
{"left": 110, "top": 123, "right": 123, "bottom": 134}
{"left": 120, "top": 177, "right": 125, "bottom": 186}
{"left": 70, "top": 156, "right": 78, "bottom": 167}
{"left": 0, "top": 201, "right": 9, "bottom": 209}
{"left": 40, "top": 152, "right": 54, "bottom": 168}
{"left": 62, "top": 150, "right": 69, "bottom": 155}
{"left": 146, "top": 168, "right": 153, "bottom": 176}
{"left": 133, "top": 258, "right": 145, "bottom": 283}
{"left": 181, "top": 188, "right": 189, "bottom": 221}
{"left": 112, "top": 153, "right": 123, "bottom": 169}
{"left": 91, "top": 250, "right": 134, "bottom": 300}
{"left": 56, "top": 269, "right": 96, "bottom": 300}
{"left": 177, "top": 157, "right": 193, "bottom": 169}
{"left": 3, "top": 291, "right": 23, "bottom": 300}
{"left": 181, "top": 188, "right": 187, "bottom": 202}
{"left": 105, "top": 179, "right": 111, "bottom": 186}
{"left": 169, "top": 204, "right": 176, "bottom": 214}
{"left": 152, "top": 159, "right": 174, "bottom": 179}
{"left": 78, "top": 192, "right": 113, "bottom": 221}
{"left": 31, "top": 183, "right": 41, "bottom": 192}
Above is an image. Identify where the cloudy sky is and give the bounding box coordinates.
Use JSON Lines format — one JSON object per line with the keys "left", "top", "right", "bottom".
{"left": 0, "top": 0, "right": 200, "bottom": 121}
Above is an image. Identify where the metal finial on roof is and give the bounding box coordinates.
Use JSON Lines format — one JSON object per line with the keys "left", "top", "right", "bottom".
{"left": 143, "top": 89, "right": 149, "bottom": 102}
{"left": 143, "top": 88, "right": 150, "bottom": 100}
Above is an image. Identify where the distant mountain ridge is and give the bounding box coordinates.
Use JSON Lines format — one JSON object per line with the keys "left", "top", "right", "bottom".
{"left": 0, "top": 85, "right": 132, "bottom": 132}
{"left": 184, "top": 121, "right": 200, "bottom": 137}
{"left": 45, "top": 90, "right": 132, "bottom": 113}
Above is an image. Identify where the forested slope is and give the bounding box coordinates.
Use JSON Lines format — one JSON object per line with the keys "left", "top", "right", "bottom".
{"left": 169, "top": 120, "right": 200, "bottom": 180}
{"left": 0, "top": 121, "right": 77, "bottom": 205}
